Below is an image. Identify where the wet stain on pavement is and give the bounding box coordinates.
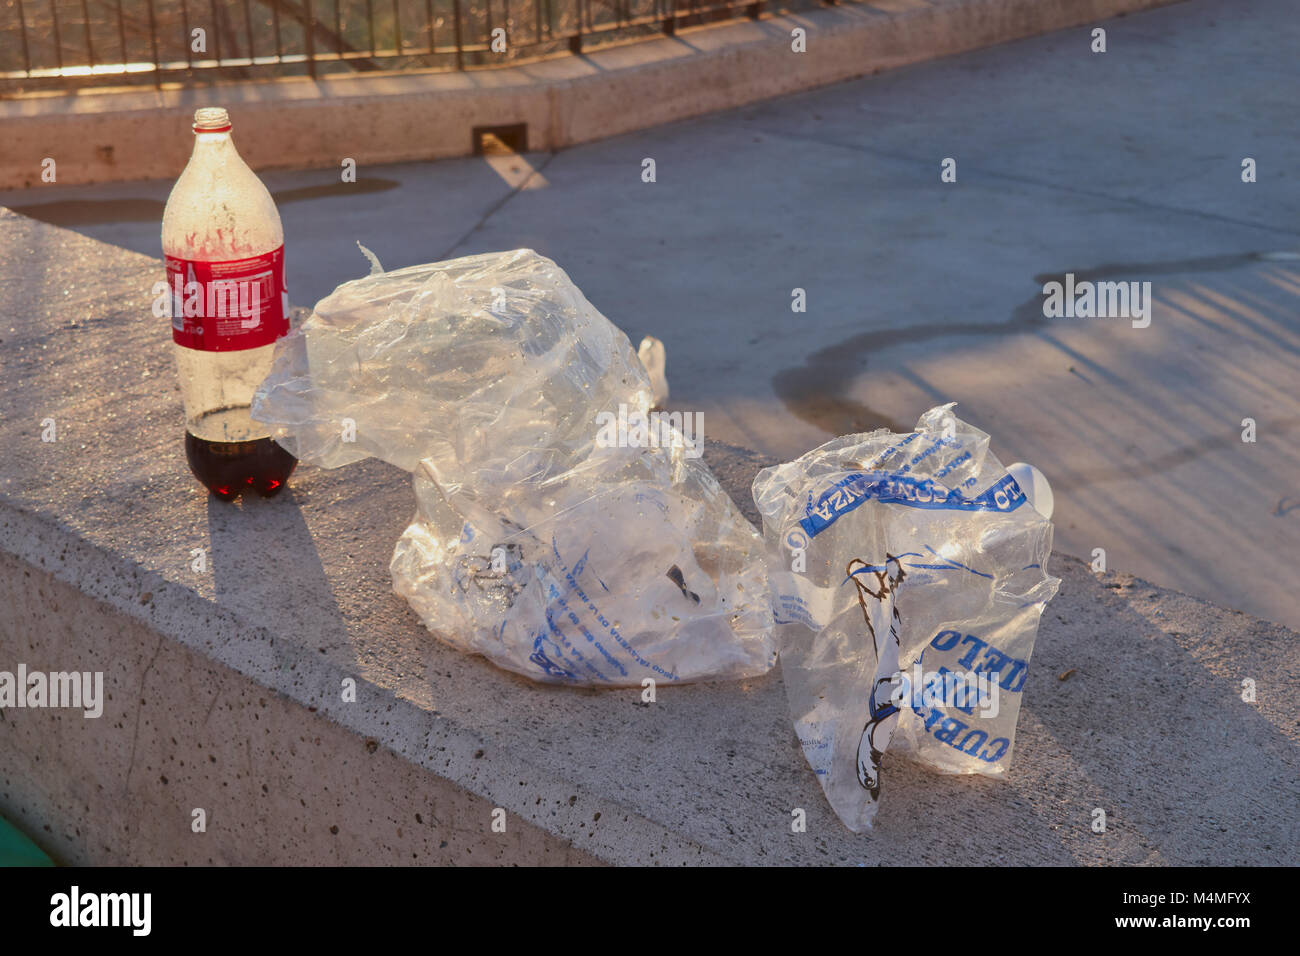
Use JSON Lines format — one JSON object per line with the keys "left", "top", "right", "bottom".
{"left": 772, "top": 252, "right": 1278, "bottom": 437}
{"left": 772, "top": 311, "right": 1048, "bottom": 437}
{"left": 9, "top": 178, "right": 401, "bottom": 227}
{"left": 11, "top": 197, "right": 167, "bottom": 226}
{"left": 270, "top": 178, "right": 400, "bottom": 205}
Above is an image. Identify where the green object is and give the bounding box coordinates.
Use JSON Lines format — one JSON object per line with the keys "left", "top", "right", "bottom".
{"left": 0, "top": 813, "right": 54, "bottom": 866}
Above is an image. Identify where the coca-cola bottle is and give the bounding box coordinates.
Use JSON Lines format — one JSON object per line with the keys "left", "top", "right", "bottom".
{"left": 162, "top": 106, "right": 296, "bottom": 500}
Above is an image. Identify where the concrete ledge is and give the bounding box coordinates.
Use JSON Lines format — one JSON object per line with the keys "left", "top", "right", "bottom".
{"left": 2, "top": 209, "right": 1297, "bottom": 865}
{"left": 0, "top": 0, "right": 1184, "bottom": 189}
{"left": 0, "top": 537, "right": 610, "bottom": 865}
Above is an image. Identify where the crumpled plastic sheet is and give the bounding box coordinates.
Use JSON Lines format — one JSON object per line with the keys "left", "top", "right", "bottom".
{"left": 752, "top": 405, "right": 1061, "bottom": 831}
{"left": 252, "top": 248, "right": 775, "bottom": 686}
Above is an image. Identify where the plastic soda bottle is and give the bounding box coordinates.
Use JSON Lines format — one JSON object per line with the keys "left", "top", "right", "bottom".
{"left": 161, "top": 106, "right": 296, "bottom": 499}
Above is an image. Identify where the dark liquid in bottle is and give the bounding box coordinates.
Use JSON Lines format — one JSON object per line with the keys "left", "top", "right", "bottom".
{"left": 185, "top": 432, "right": 297, "bottom": 500}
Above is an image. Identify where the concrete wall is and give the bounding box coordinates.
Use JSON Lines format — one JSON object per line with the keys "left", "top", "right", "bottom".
{"left": 0, "top": 549, "right": 603, "bottom": 865}
{"left": 0, "top": 0, "right": 1183, "bottom": 189}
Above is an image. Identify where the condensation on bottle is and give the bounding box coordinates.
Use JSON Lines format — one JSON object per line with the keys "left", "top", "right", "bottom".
{"left": 161, "top": 107, "right": 296, "bottom": 499}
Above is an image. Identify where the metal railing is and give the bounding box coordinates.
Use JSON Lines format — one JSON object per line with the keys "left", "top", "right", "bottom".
{"left": 2, "top": 0, "right": 838, "bottom": 93}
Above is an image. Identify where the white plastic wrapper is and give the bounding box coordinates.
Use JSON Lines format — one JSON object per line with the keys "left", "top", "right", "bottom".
{"left": 752, "top": 405, "right": 1060, "bottom": 831}
{"left": 252, "top": 249, "right": 775, "bottom": 685}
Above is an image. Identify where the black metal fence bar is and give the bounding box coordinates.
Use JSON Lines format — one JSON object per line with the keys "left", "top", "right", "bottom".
{"left": 1, "top": 0, "right": 839, "bottom": 88}
{"left": 144, "top": 0, "right": 160, "bottom": 85}
{"left": 50, "top": 0, "right": 63, "bottom": 70}
{"left": 306, "top": 0, "right": 316, "bottom": 76}
{"left": 116, "top": 0, "right": 128, "bottom": 67}
{"left": 15, "top": 0, "right": 32, "bottom": 75}
{"left": 243, "top": 0, "right": 256, "bottom": 62}
{"left": 452, "top": 0, "right": 465, "bottom": 69}
{"left": 79, "top": 0, "right": 94, "bottom": 66}
{"left": 210, "top": 0, "right": 221, "bottom": 62}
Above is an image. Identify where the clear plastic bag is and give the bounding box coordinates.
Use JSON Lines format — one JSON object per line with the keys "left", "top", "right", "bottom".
{"left": 252, "top": 249, "right": 775, "bottom": 685}
{"left": 752, "top": 405, "right": 1060, "bottom": 830}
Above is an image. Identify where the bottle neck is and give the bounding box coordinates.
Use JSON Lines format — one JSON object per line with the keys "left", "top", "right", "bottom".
{"left": 193, "top": 130, "right": 232, "bottom": 149}
{"left": 187, "top": 131, "right": 240, "bottom": 171}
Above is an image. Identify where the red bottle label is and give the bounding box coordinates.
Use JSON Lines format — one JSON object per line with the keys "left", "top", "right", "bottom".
{"left": 165, "top": 246, "right": 288, "bottom": 351}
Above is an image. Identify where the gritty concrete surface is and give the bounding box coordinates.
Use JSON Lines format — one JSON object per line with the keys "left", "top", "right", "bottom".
{"left": 0, "top": 547, "right": 606, "bottom": 865}
{"left": 0, "top": 0, "right": 1181, "bottom": 188}
{"left": 1, "top": 210, "right": 1297, "bottom": 865}
{"left": 9, "top": 0, "right": 1295, "bottom": 634}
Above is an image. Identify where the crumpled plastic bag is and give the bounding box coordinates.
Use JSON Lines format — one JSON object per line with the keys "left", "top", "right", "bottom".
{"left": 752, "top": 405, "right": 1060, "bottom": 831}
{"left": 251, "top": 248, "right": 775, "bottom": 685}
